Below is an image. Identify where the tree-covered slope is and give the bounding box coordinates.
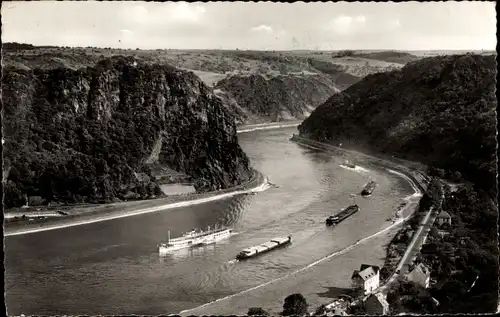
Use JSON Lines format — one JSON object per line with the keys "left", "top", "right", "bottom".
{"left": 299, "top": 54, "right": 497, "bottom": 193}
{"left": 2, "top": 56, "right": 252, "bottom": 208}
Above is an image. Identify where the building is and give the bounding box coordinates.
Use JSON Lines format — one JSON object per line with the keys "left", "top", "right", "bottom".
{"left": 324, "top": 298, "right": 349, "bottom": 316}
{"left": 436, "top": 210, "right": 452, "bottom": 226}
{"left": 351, "top": 264, "right": 380, "bottom": 294}
{"left": 406, "top": 263, "right": 431, "bottom": 288}
{"left": 437, "top": 230, "right": 450, "bottom": 239}
{"left": 364, "top": 293, "right": 389, "bottom": 315}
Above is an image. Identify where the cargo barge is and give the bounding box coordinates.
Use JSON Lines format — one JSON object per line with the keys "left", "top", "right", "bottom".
{"left": 236, "top": 236, "right": 292, "bottom": 260}
{"left": 361, "top": 180, "right": 377, "bottom": 196}
{"left": 326, "top": 205, "right": 360, "bottom": 226}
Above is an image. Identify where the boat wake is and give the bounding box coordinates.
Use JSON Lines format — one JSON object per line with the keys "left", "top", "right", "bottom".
{"left": 225, "top": 259, "right": 239, "bottom": 265}
{"left": 339, "top": 164, "right": 370, "bottom": 173}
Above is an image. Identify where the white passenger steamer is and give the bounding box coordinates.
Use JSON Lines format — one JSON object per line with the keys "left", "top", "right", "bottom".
{"left": 159, "top": 225, "right": 233, "bottom": 255}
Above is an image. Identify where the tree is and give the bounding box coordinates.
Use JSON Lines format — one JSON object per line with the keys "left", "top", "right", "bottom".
{"left": 247, "top": 307, "right": 269, "bottom": 316}
{"left": 314, "top": 304, "right": 327, "bottom": 316}
{"left": 282, "top": 293, "right": 309, "bottom": 316}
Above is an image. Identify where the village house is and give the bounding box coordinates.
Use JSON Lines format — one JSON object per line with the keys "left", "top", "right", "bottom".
{"left": 437, "top": 229, "right": 450, "bottom": 239}
{"left": 436, "top": 210, "right": 452, "bottom": 226}
{"left": 406, "top": 263, "right": 431, "bottom": 288}
{"left": 364, "top": 292, "right": 390, "bottom": 315}
{"left": 323, "top": 298, "right": 349, "bottom": 316}
{"left": 351, "top": 264, "right": 380, "bottom": 295}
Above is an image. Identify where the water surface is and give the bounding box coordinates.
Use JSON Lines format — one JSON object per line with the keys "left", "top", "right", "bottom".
{"left": 5, "top": 127, "right": 413, "bottom": 315}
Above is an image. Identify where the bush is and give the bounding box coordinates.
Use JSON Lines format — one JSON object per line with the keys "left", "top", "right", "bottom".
{"left": 247, "top": 307, "right": 269, "bottom": 316}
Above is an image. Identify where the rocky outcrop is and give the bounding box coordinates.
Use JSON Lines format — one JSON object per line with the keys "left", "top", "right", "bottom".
{"left": 2, "top": 56, "right": 252, "bottom": 208}
{"left": 299, "top": 54, "right": 497, "bottom": 193}
{"left": 214, "top": 73, "right": 339, "bottom": 124}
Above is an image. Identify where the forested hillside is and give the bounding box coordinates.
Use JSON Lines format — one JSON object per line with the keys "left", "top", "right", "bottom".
{"left": 299, "top": 54, "right": 497, "bottom": 194}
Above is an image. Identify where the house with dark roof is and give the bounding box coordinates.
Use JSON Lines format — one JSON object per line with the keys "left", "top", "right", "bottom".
{"left": 351, "top": 264, "right": 380, "bottom": 294}
{"left": 364, "top": 293, "right": 389, "bottom": 315}
{"left": 436, "top": 210, "right": 451, "bottom": 226}
{"left": 406, "top": 263, "right": 431, "bottom": 288}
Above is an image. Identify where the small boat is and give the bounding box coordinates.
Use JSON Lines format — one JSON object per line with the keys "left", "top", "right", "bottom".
{"left": 326, "top": 205, "right": 359, "bottom": 226}
{"left": 236, "top": 236, "right": 292, "bottom": 260}
{"left": 361, "top": 180, "right": 377, "bottom": 196}
{"left": 159, "top": 225, "right": 233, "bottom": 255}
{"left": 342, "top": 160, "right": 356, "bottom": 169}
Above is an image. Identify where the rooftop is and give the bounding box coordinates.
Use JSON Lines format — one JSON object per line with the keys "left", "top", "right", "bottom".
{"left": 437, "top": 210, "right": 451, "bottom": 219}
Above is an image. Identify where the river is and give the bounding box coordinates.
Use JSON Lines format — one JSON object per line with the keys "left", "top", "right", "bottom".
{"left": 4, "top": 127, "right": 416, "bottom": 315}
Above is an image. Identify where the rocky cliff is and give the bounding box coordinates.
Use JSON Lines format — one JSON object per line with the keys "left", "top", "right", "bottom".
{"left": 2, "top": 56, "right": 252, "bottom": 208}
{"left": 214, "top": 73, "right": 339, "bottom": 124}
{"left": 299, "top": 54, "right": 497, "bottom": 193}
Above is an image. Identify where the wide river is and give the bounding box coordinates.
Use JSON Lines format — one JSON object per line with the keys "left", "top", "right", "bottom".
{"left": 5, "top": 127, "right": 415, "bottom": 315}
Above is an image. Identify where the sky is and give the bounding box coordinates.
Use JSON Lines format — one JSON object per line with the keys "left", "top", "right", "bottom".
{"left": 2, "top": 1, "right": 497, "bottom": 51}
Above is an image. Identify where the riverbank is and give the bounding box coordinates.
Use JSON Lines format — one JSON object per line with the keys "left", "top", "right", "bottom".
{"left": 4, "top": 169, "right": 269, "bottom": 237}
{"left": 237, "top": 121, "right": 301, "bottom": 134}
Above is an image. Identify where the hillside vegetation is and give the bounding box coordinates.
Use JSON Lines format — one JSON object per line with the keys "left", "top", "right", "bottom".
{"left": 299, "top": 54, "right": 497, "bottom": 194}
{"left": 214, "top": 72, "right": 339, "bottom": 123}
{"left": 2, "top": 56, "right": 252, "bottom": 208}
{"left": 2, "top": 44, "right": 415, "bottom": 124}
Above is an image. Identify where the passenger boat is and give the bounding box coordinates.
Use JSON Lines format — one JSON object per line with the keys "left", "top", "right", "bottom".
{"left": 342, "top": 160, "right": 357, "bottom": 169}
{"left": 159, "top": 225, "right": 233, "bottom": 255}
{"left": 236, "top": 236, "right": 292, "bottom": 260}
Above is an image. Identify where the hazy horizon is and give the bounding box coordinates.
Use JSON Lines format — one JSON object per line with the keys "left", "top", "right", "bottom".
{"left": 2, "top": 42, "right": 496, "bottom": 54}
{"left": 2, "top": 1, "right": 496, "bottom": 51}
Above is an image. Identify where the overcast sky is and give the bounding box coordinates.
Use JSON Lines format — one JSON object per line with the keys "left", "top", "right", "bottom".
{"left": 2, "top": 1, "right": 496, "bottom": 50}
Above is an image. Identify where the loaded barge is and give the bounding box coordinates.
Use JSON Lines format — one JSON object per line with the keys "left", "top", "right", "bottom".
{"left": 361, "top": 180, "right": 377, "bottom": 196}
{"left": 326, "top": 205, "right": 359, "bottom": 226}
{"left": 236, "top": 236, "right": 292, "bottom": 260}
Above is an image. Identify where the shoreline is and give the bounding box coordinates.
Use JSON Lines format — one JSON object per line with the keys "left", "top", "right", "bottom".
{"left": 236, "top": 120, "right": 301, "bottom": 134}
{"left": 4, "top": 169, "right": 269, "bottom": 237}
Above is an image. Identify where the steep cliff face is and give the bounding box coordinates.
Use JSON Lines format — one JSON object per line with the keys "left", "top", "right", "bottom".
{"left": 214, "top": 73, "right": 339, "bottom": 124}
{"left": 2, "top": 56, "right": 252, "bottom": 208}
{"left": 299, "top": 54, "right": 497, "bottom": 192}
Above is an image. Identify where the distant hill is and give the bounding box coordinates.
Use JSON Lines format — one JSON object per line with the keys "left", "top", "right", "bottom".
{"left": 299, "top": 54, "right": 497, "bottom": 193}
{"left": 353, "top": 51, "right": 421, "bottom": 64}
{"left": 2, "top": 46, "right": 415, "bottom": 124}
{"left": 214, "top": 72, "right": 339, "bottom": 124}
{"left": 2, "top": 42, "right": 58, "bottom": 51}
